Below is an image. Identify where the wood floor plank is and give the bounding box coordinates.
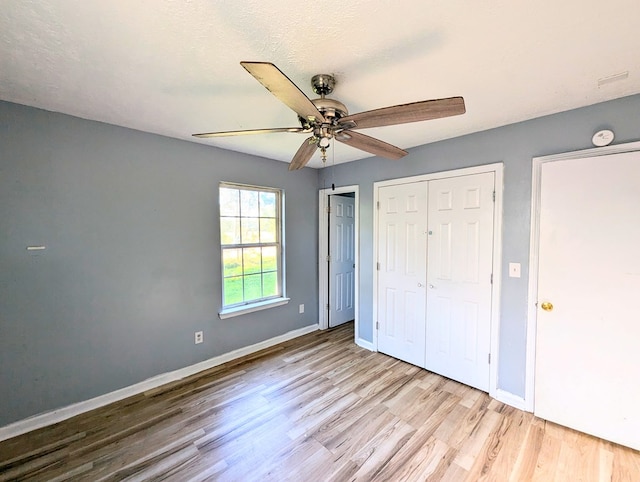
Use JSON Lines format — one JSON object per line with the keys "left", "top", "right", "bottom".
{"left": 475, "top": 407, "right": 534, "bottom": 482}
{"left": 317, "top": 404, "right": 397, "bottom": 462}
{"left": 612, "top": 444, "right": 640, "bottom": 482}
{"left": 453, "top": 409, "right": 503, "bottom": 470}
{"left": 1, "top": 321, "right": 639, "bottom": 481}
{"left": 598, "top": 440, "right": 615, "bottom": 482}
{"left": 350, "top": 416, "right": 416, "bottom": 480}
{"left": 371, "top": 394, "right": 460, "bottom": 481}
{"left": 0, "top": 431, "right": 86, "bottom": 471}
{"left": 399, "top": 436, "right": 452, "bottom": 481}
{"left": 509, "top": 416, "right": 545, "bottom": 481}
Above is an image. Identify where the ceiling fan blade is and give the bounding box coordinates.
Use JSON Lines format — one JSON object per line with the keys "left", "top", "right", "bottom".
{"left": 336, "top": 131, "right": 407, "bottom": 160}
{"left": 193, "top": 127, "right": 305, "bottom": 138}
{"left": 240, "top": 61, "right": 325, "bottom": 123}
{"left": 340, "top": 96, "right": 465, "bottom": 130}
{"left": 289, "top": 137, "right": 318, "bottom": 171}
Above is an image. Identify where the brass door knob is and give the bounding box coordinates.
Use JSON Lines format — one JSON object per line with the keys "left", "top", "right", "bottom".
{"left": 541, "top": 301, "right": 554, "bottom": 311}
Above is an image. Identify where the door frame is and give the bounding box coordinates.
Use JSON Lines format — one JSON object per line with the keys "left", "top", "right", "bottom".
{"left": 318, "top": 185, "right": 359, "bottom": 335}
{"left": 526, "top": 140, "right": 640, "bottom": 412}
{"left": 373, "top": 163, "right": 503, "bottom": 399}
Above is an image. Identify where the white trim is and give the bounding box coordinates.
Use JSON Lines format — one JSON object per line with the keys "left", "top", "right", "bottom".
{"left": 372, "top": 163, "right": 503, "bottom": 399}
{"left": 489, "top": 166, "right": 504, "bottom": 401}
{"left": 495, "top": 388, "right": 527, "bottom": 411}
{"left": 526, "top": 140, "right": 640, "bottom": 413}
{"left": 318, "top": 185, "right": 360, "bottom": 336}
{"left": 372, "top": 185, "right": 380, "bottom": 350}
{"left": 0, "top": 323, "right": 319, "bottom": 442}
{"left": 355, "top": 337, "right": 375, "bottom": 351}
{"left": 219, "top": 297, "right": 290, "bottom": 319}
{"left": 374, "top": 163, "right": 503, "bottom": 188}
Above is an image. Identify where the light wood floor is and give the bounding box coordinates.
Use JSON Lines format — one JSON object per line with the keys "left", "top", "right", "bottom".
{"left": 1, "top": 322, "right": 639, "bottom": 481}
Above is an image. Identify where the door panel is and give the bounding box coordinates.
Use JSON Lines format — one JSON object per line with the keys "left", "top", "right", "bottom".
{"left": 425, "top": 173, "right": 495, "bottom": 391}
{"left": 329, "top": 195, "right": 355, "bottom": 327}
{"left": 377, "top": 182, "right": 428, "bottom": 367}
{"left": 535, "top": 151, "right": 640, "bottom": 450}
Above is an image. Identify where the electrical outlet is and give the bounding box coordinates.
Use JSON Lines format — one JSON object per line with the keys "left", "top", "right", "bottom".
{"left": 299, "top": 304, "right": 305, "bottom": 314}
{"left": 195, "top": 331, "right": 203, "bottom": 344}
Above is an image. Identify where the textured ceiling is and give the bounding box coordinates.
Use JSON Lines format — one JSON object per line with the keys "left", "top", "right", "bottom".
{"left": 1, "top": 1, "right": 639, "bottom": 168}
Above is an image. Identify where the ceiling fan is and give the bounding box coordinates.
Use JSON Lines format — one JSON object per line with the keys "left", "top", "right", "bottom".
{"left": 193, "top": 62, "right": 466, "bottom": 170}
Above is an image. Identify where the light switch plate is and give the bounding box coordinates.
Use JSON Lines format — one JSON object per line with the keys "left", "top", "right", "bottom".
{"left": 509, "top": 262, "right": 521, "bottom": 278}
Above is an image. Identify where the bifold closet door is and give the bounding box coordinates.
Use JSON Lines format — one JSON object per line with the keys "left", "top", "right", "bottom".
{"left": 425, "top": 172, "right": 495, "bottom": 392}
{"left": 376, "top": 182, "right": 428, "bottom": 367}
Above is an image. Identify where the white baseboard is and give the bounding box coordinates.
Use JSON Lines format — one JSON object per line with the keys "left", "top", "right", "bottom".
{"left": 495, "top": 388, "right": 528, "bottom": 411}
{"left": 0, "top": 323, "right": 319, "bottom": 442}
{"left": 356, "top": 337, "right": 375, "bottom": 351}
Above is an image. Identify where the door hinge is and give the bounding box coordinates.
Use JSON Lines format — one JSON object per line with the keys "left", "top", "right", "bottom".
{"left": 376, "top": 321, "right": 379, "bottom": 330}
{"left": 492, "top": 190, "right": 496, "bottom": 202}
{"left": 488, "top": 353, "right": 491, "bottom": 364}
{"left": 377, "top": 201, "right": 380, "bottom": 210}
{"left": 490, "top": 273, "right": 493, "bottom": 284}
{"left": 326, "top": 303, "right": 330, "bottom": 310}
{"left": 327, "top": 255, "right": 331, "bottom": 262}
{"left": 326, "top": 206, "right": 331, "bottom": 213}
{"left": 376, "top": 262, "right": 380, "bottom": 271}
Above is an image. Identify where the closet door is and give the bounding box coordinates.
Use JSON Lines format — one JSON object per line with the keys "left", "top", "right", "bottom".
{"left": 425, "top": 172, "right": 495, "bottom": 391}
{"left": 376, "top": 182, "right": 428, "bottom": 367}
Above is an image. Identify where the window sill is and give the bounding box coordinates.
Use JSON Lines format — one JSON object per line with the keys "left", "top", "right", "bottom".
{"left": 219, "top": 297, "right": 290, "bottom": 320}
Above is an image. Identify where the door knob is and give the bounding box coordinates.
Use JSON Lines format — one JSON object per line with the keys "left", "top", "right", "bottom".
{"left": 429, "top": 284, "right": 435, "bottom": 289}
{"left": 418, "top": 283, "right": 423, "bottom": 287}
{"left": 541, "top": 301, "right": 554, "bottom": 312}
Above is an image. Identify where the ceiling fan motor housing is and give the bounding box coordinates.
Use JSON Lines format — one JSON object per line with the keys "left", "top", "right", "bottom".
{"left": 297, "top": 97, "right": 349, "bottom": 128}
{"left": 312, "top": 98, "right": 348, "bottom": 120}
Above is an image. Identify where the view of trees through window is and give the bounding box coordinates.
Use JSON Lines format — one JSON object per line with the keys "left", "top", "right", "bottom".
{"left": 220, "top": 184, "right": 281, "bottom": 307}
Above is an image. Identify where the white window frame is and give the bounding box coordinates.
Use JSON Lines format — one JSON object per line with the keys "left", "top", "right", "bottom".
{"left": 218, "top": 182, "right": 289, "bottom": 319}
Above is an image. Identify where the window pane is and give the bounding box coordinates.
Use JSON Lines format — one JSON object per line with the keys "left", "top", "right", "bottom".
{"left": 224, "top": 276, "right": 243, "bottom": 305}
{"left": 220, "top": 188, "right": 239, "bottom": 216}
{"left": 260, "top": 192, "right": 276, "bottom": 218}
{"left": 219, "top": 184, "right": 283, "bottom": 310}
{"left": 244, "top": 274, "right": 262, "bottom": 301}
{"left": 243, "top": 247, "right": 262, "bottom": 275}
{"left": 220, "top": 217, "right": 240, "bottom": 245}
{"left": 241, "top": 190, "right": 259, "bottom": 217}
{"left": 263, "top": 272, "right": 278, "bottom": 297}
{"left": 241, "top": 218, "right": 260, "bottom": 244}
{"left": 222, "top": 249, "right": 242, "bottom": 277}
{"left": 260, "top": 218, "right": 276, "bottom": 243}
{"left": 263, "top": 246, "right": 277, "bottom": 271}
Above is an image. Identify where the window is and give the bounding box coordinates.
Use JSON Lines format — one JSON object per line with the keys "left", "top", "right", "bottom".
{"left": 219, "top": 183, "right": 286, "bottom": 316}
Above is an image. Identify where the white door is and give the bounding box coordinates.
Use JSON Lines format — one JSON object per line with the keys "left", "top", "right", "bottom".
{"left": 377, "top": 182, "right": 428, "bottom": 367}
{"left": 425, "top": 173, "right": 495, "bottom": 391}
{"left": 535, "top": 151, "right": 640, "bottom": 450}
{"left": 329, "top": 194, "right": 355, "bottom": 327}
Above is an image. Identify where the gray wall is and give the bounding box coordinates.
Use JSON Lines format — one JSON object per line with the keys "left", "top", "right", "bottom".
{"left": 0, "top": 101, "right": 319, "bottom": 426}
{"left": 322, "top": 94, "right": 640, "bottom": 398}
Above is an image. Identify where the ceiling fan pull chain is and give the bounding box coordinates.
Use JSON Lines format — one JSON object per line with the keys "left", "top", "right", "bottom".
{"left": 331, "top": 139, "right": 336, "bottom": 191}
